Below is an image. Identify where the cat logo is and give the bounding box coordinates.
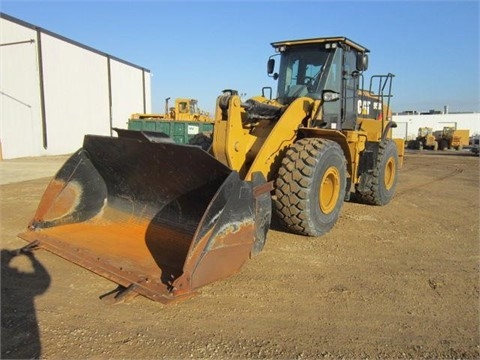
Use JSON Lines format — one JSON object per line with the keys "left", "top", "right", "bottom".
{"left": 357, "top": 99, "right": 382, "bottom": 117}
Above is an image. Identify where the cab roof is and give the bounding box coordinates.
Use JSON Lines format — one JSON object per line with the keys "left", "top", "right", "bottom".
{"left": 271, "top": 37, "right": 369, "bottom": 53}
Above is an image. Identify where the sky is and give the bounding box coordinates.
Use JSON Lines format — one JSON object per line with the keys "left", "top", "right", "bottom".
{"left": 1, "top": 0, "right": 479, "bottom": 114}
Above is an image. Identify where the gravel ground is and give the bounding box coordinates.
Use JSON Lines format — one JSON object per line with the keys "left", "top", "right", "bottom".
{"left": 1, "top": 150, "right": 479, "bottom": 359}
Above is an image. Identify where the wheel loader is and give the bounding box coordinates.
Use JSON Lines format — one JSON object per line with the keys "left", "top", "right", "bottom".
{"left": 435, "top": 126, "right": 469, "bottom": 150}
{"left": 130, "top": 97, "right": 211, "bottom": 122}
{"left": 18, "top": 37, "right": 404, "bottom": 304}
{"left": 128, "top": 98, "right": 213, "bottom": 149}
{"left": 408, "top": 127, "right": 438, "bottom": 150}
{"left": 129, "top": 97, "right": 214, "bottom": 148}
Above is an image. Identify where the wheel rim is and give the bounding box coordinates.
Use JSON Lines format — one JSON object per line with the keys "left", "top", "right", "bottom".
{"left": 319, "top": 166, "right": 341, "bottom": 214}
{"left": 384, "top": 157, "right": 396, "bottom": 190}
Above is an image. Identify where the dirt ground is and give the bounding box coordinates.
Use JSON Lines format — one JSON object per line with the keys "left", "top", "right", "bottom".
{"left": 1, "top": 150, "right": 479, "bottom": 359}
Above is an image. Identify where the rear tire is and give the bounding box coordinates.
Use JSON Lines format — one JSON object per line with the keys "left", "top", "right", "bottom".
{"left": 274, "top": 138, "right": 346, "bottom": 237}
{"left": 355, "top": 139, "right": 398, "bottom": 205}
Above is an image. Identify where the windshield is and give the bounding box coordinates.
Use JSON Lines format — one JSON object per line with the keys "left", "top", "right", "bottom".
{"left": 276, "top": 46, "right": 332, "bottom": 105}
{"left": 190, "top": 102, "right": 199, "bottom": 114}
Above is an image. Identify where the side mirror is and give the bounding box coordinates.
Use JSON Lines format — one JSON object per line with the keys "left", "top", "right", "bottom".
{"left": 267, "top": 58, "right": 275, "bottom": 74}
{"left": 356, "top": 53, "right": 369, "bottom": 71}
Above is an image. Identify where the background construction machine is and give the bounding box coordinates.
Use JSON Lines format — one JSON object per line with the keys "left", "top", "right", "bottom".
{"left": 408, "top": 127, "right": 438, "bottom": 150}
{"left": 435, "top": 126, "right": 469, "bottom": 150}
{"left": 131, "top": 97, "right": 211, "bottom": 122}
{"left": 18, "top": 37, "right": 404, "bottom": 304}
{"left": 128, "top": 98, "right": 213, "bottom": 146}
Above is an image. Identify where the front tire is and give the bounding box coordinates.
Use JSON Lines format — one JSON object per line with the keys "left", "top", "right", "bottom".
{"left": 439, "top": 139, "right": 448, "bottom": 150}
{"left": 274, "top": 138, "right": 346, "bottom": 237}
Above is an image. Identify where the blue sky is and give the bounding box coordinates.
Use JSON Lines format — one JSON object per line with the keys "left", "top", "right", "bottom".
{"left": 2, "top": 0, "right": 479, "bottom": 114}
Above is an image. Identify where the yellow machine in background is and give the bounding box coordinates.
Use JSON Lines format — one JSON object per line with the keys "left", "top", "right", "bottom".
{"left": 408, "top": 127, "right": 438, "bottom": 150}
{"left": 18, "top": 37, "right": 404, "bottom": 303}
{"left": 131, "top": 98, "right": 211, "bottom": 122}
{"left": 436, "top": 127, "right": 469, "bottom": 150}
{"left": 408, "top": 126, "right": 470, "bottom": 151}
{"left": 128, "top": 97, "right": 214, "bottom": 147}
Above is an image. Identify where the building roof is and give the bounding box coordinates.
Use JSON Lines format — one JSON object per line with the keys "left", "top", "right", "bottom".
{"left": 0, "top": 12, "right": 150, "bottom": 72}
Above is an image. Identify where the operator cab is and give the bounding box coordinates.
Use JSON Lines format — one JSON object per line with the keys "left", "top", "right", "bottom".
{"left": 268, "top": 37, "right": 372, "bottom": 130}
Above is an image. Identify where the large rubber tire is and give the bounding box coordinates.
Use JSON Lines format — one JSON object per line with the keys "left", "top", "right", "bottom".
{"left": 438, "top": 139, "right": 448, "bottom": 151}
{"left": 355, "top": 139, "right": 399, "bottom": 206}
{"left": 274, "top": 138, "right": 346, "bottom": 237}
{"left": 188, "top": 132, "right": 212, "bottom": 151}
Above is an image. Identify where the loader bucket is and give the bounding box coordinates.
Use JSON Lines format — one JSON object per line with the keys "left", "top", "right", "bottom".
{"left": 18, "top": 134, "right": 272, "bottom": 304}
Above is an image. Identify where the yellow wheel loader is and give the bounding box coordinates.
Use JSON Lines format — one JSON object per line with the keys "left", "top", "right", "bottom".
{"left": 408, "top": 127, "right": 438, "bottom": 150}
{"left": 131, "top": 98, "right": 211, "bottom": 122}
{"left": 18, "top": 37, "right": 404, "bottom": 304}
{"left": 436, "top": 126, "right": 470, "bottom": 151}
{"left": 128, "top": 97, "right": 214, "bottom": 148}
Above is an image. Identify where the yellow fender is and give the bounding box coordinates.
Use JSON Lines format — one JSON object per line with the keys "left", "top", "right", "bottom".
{"left": 246, "top": 97, "right": 314, "bottom": 181}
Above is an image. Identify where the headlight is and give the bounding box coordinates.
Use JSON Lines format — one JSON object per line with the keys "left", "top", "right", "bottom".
{"left": 322, "top": 90, "right": 340, "bottom": 102}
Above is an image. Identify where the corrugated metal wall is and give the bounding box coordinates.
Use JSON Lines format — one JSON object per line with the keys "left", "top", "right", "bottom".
{"left": 0, "top": 19, "right": 41, "bottom": 159}
{"left": 41, "top": 33, "right": 111, "bottom": 154}
{"left": 110, "top": 59, "right": 151, "bottom": 129}
{"left": 0, "top": 13, "right": 151, "bottom": 159}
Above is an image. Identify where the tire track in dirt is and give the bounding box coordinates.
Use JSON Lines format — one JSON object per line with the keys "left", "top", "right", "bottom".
{"left": 397, "top": 167, "right": 464, "bottom": 196}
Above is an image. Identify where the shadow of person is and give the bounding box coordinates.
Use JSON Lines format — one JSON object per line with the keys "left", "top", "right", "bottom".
{"left": 1, "top": 247, "right": 51, "bottom": 359}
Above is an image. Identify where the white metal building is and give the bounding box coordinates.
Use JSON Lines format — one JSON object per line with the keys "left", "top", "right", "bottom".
{"left": 0, "top": 13, "right": 151, "bottom": 160}
{"left": 392, "top": 113, "right": 480, "bottom": 141}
